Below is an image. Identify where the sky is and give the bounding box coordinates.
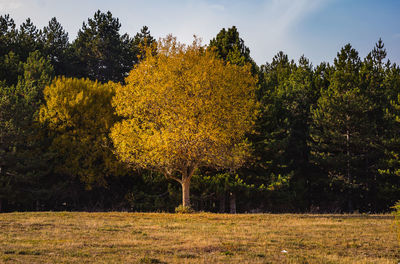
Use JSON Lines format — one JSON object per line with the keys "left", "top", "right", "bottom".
{"left": 1, "top": 0, "right": 399, "bottom": 66}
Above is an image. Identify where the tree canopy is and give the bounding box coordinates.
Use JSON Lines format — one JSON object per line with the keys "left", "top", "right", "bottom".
{"left": 39, "top": 77, "right": 126, "bottom": 188}
{"left": 111, "top": 36, "right": 258, "bottom": 207}
{"left": 72, "top": 11, "right": 137, "bottom": 83}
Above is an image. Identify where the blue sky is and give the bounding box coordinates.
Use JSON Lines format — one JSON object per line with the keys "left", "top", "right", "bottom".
{"left": 1, "top": 0, "right": 399, "bottom": 66}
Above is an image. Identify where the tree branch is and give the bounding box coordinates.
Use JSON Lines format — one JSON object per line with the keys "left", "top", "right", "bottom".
{"left": 163, "top": 168, "right": 182, "bottom": 184}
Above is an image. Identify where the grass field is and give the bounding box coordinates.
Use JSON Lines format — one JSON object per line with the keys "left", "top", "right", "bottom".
{"left": 0, "top": 212, "right": 398, "bottom": 263}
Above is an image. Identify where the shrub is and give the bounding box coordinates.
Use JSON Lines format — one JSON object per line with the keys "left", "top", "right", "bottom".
{"left": 175, "top": 205, "right": 195, "bottom": 214}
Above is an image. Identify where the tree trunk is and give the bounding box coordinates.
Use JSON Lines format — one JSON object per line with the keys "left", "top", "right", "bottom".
{"left": 182, "top": 178, "right": 191, "bottom": 207}
{"left": 229, "top": 192, "right": 236, "bottom": 214}
{"left": 346, "top": 128, "right": 353, "bottom": 212}
{"left": 219, "top": 193, "right": 226, "bottom": 213}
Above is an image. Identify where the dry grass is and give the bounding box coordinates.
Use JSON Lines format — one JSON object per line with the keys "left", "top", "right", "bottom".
{"left": 0, "top": 212, "right": 398, "bottom": 263}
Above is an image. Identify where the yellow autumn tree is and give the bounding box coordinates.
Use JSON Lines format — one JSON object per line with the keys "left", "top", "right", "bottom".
{"left": 40, "top": 77, "right": 126, "bottom": 188}
{"left": 111, "top": 36, "right": 258, "bottom": 208}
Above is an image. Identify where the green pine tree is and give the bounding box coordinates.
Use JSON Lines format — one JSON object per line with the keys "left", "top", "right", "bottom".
{"left": 209, "top": 26, "right": 258, "bottom": 73}
{"left": 0, "top": 51, "right": 54, "bottom": 211}
{"left": 72, "top": 10, "right": 137, "bottom": 83}
{"left": 310, "top": 44, "right": 383, "bottom": 211}
{"left": 16, "top": 18, "right": 43, "bottom": 61}
{"left": 42, "top": 17, "right": 71, "bottom": 76}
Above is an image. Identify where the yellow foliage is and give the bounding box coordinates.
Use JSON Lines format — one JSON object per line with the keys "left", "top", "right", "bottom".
{"left": 40, "top": 77, "right": 125, "bottom": 188}
{"left": 111, "top": 36, "right": 258, "bottom": 186}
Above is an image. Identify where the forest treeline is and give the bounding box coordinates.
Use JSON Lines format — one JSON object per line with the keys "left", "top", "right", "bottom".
{"left": 1, "top": 11, "right": 399, "bottom": 213}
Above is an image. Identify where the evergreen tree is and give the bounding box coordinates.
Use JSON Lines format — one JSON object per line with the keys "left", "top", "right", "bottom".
{"left": 209, "top": 26, "right": 257, "bottom": 73}
{"left": 380, "top": 91, "right": 400, "bottom": 207}
{"left": 310, "top": 44, "right": 382, "bottom": 211}
{"left": 207, "top": 26, "right": 258, "bottom": 212}
{"left": 16, "top": 18, "right": 43, "bottom": 61}
{"left": 0, "top": 82, "right": 19, "bottom": 211}
{"left": 358, "top": 39, "right": 392, "bottom": 210}
{"left": 72, "top": 10, "right": 136, "bottom": 83}
{"left": 42, "top": 17, "right": 71, "bottom": 76}
{"left": 253, "top": 53, "right": 318, "bottom": 210}
{"left": 379, "top": 60, "right": 400, "bottom": 209}
{"left": 0, "top": 14, "right": 17, "bottom": 57}
{"left": 132, "top": 26, "right": 156, "bottom": 61}
{"left": 209, "top": 26, "right": 250, "bottom": 64}
{"left": 0, "top": 51, "right": 54, "bottom": 211}
{"left": 255, "top": 52, "right": 294, "bottom": 196}
{"left": 0, "top": 15, "right": 21, "bottom": 86}
{"left": 0, "top": 51, "right": 22, "bottom": 86}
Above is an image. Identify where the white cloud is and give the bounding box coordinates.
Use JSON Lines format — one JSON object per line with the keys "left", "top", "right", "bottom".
{"left": 0, "top": 0, "right": 23, "bottom": 11}
{"left": 240, "top": 0, "right": 331, "bottom": 64}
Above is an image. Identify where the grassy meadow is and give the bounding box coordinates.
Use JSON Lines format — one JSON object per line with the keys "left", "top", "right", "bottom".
{"left": 0, "top": 212, "right": 398, "bottom": 263}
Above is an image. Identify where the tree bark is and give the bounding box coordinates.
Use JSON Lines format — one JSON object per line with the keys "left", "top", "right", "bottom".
{"left": 182, "top": 178, "right": 191, "bottom": 207}
{"left": 219, "top": 193, "right": 226, "bottom": 213}
{"left": 346, "top": 128, "right": 353, "bottom": 212}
